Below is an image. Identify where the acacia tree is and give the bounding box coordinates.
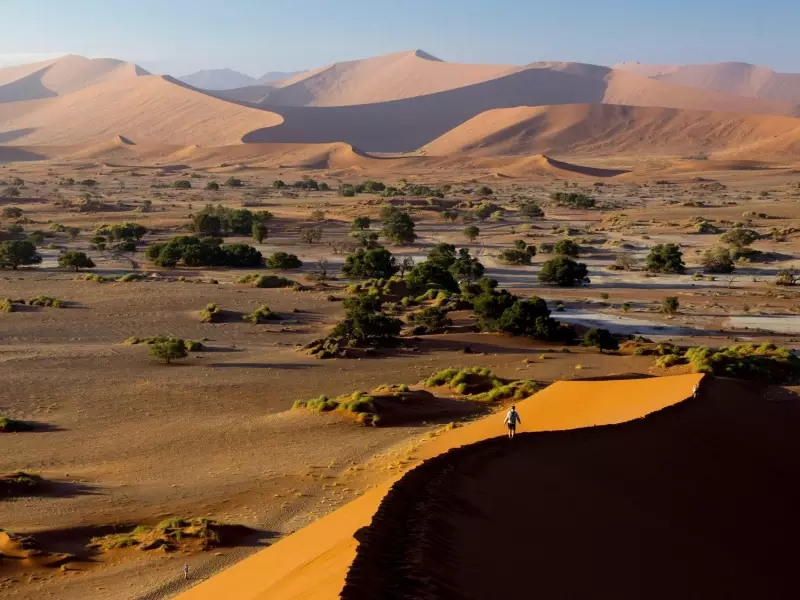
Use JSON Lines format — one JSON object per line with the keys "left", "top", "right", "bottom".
{"left": 538, "top": 256, "right": 588, "bottom": 287}
{"left": 149, "top": 339, "right": 188, "bottom": 364}
{"left": 0, "top": 240, "right": 41, "bottom": 270}
{"left": 58, "top": 251, "right": 95, "bottom": 272}
{"left": 646, "top": 243, "right": 685, "bottom": 274}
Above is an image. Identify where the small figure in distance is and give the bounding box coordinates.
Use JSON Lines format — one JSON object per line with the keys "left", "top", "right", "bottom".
{"left": 183, "top": 564, "right": 189, "bottom": 580}
{"left": 692, "top": 382, "right": 700, "bottom": 398}
{"left": 504, "top": 405, "right": 522, "bottom": 439}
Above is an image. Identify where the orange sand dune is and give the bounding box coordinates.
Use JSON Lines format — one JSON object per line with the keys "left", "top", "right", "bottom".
{"left": 0, "top": 75, "right": 282, "bottom": 146}
{"left": 342, "top": 378, "right": 800, "bottom": 599}
{"left": 258, "top": 50, "right": 518, "bottom": 107}
{"left": 615, "top": 61, "right": 800, "bottom": 104}
{"left": 421, "top": 103, "right": 800, "bottom": 158}
{"left": 178, "top": 373, "right": 702, "bottom": 600}
{"left": 247, "top": 65, "right": 797, "bottom": 152}
{"left": 0, "top": 55, "right": 147, "bottom": 103}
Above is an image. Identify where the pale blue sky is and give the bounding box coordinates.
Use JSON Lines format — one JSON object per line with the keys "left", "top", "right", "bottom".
{"left": 1, "top": 0, "right": 798, "bottom": 76}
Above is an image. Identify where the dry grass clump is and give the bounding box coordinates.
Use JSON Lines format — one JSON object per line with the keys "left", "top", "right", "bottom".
{"left": 80, "top": 273, "right": 113, "bottom": 283}
{"left": 425, "top": 367, "right": 537, "bottom": 400}
{"left": 236, "top": 274, "right": 294, "bottom": 288}
{"left": 0, "top": 298, "right": 13, "bottom": 313}
{"left": 242, "top": 305, "right": 280, "bottom": 324}
{"left": 88, "top": 518, "right": 226, "bottom": 553}
{"left": 293, "top": 391, "right": 379, "bottom": 425}
{"left": 199, "top": 302, "right": 223, "bottom": 323}
{"left": 0, "top": 416, "right": 34, "bottom": 432}
{"left": 649, "top": 342, "right": 800, "bottom": 381}
{"left": 29, "top": 296, "right": 65, "bottom": 308}
{"left": 117, "top": 272, "right": 147, "bottom": 282}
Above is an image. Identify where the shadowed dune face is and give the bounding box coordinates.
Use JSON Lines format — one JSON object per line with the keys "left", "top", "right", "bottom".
{"left": 342, "top": 378, "right": 800, "bottom": 600}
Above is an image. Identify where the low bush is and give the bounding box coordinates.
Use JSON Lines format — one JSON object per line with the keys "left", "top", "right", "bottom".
{"left": 407, "top": 306, "right": 452, "bottom": 334}
{"left": 242, "top": 305, "right": 280, "bottom": 324}
{"left": 29, "top": 296, "right": 65, "bottom": 308}
{"left": 293, "top": 391, "right": 378, "bottom": 425}
{"left": 118, "top": 272, "right": 147, "bottom": 282}
{"left": 89, "top": 518, "right": 226, "bottom": 552}
{"left": 235, "top": 273, "right": 294, "bottom": 288}
{"left": 200, "top": 302, "right": 224, "bottom": 323}
{"left": 265, "top": 252, "right": 302, "bottom": 270}
{"left": 0, "top": 416, "right": 34, "bottom": 432}
{"left": 149, "top": 338, "right": 189, "bottom": 364}
{"left": 0, "top": 298, "right": 12, "bottom": 313}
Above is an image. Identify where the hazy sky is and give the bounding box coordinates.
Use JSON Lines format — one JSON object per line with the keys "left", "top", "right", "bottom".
{"left": 1, "top": 0, "right": 798, "bottom": 76}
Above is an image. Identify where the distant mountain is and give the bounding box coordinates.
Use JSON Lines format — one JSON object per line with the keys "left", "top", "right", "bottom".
{"left": 614, "top": 61, "right": 800, "bottom": 105}
{"left": 178, "top": 69, "right": 257, "bottom": 90}
{"left": 258, "top": 71, "right": 302, "bottom": 84}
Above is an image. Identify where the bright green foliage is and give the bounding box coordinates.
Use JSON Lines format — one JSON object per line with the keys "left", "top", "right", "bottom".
{"left": 583, "top": 328, "right": 619, "bottom": 352}
{"left": 149, "top": 339, "right": 188, "bottom": 364}
{"left": 266, "top": 252, "right": 302, "bottom": 270}
{"left": 331, "top": 294, "right": 402, "bottom": 345}
{"left": 646, "top": 243, "right": 685, "bottom": 274}
{"left": 0, "top": 240, "right": 41, "bottom": 270}
{"left": 242, "top": 305, "right": 280, "bottom": 324}
{"left": 200, "top": 303, "right": 223, "bottom": 323}
{"left": 342, "top": 247, "right": 398, "bottom": 279}
{"left": 58, "top": 251, "right": 95, "bottom": 272}
{"left": 538, "top": 256, "right": 589, "bottom": 287}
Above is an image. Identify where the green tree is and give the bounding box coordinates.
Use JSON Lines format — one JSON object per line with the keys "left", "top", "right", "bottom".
{"left": 426, "top": 243, "right": 457, "bottom": 269}
{"left": 406, "top": 261, "right": 458, "bottom": 293}
{"left": 554, "top": 238, "right": 581, "bottom": 258}
{"left": 470, "top": 278, "right": 517, "bottom": 330}
{"left": 342, "top": 247, "right": 398, "bottom": 279}
{"left": 497, "top": 298, "right": 553, "bottom": 338}
{"left": 701, "top": 246, "right": 735, "bottom": 273}
{"left": 583, "top": 328, "right": 619, "bottom": 352}
{"left": 252, "top": 221, "right": 268, "bottom": 244}
{"left": 646, "top": 243, "right": 685, "bottom": 274}
{"left": 149, "top": 339, "right": 188, "bottom": 364}
{"left": 89, "top": 235, "right": 107, "bottom": 252}
{"left": 0, "top": 240, "right": 42, "bottom": 270}
{"left": 464, "top": 225, "right": 480, "bottom": 241}
{"left": 331, "top": 295, "right": 402, "bottom": 345}
{"left": 225, "top": 177, "right": 243, "bottom": 188}
{"left": 351, "top": 216, "right": 371, "bottom": 231}
{"left": 519, "top": 203, "right": 544, "bottom": 219}
{"left": 272, "top": 180, "right": 286, "bottom": 189}
{"left": 499, "top": 240, "right": 536, "bottom": 265}
{"left": 266, "top": 252, "right": 302, "bottom": 270}
{"left": 58, "top": 251, "right": 95, "bottom": 272}
{"left": 407, "top": 306, "right": 453, "bottom": 334}
{"left": 538, "top": 256, "right": 589, "bottom": 287}
{"left": 173, "top": 180, "right": 192, "bottom": 189}
{"left": 381, "top": 211, "right": 417, "bottom": 245}
{"left": 205, "top": 181, "right": 220, "bottom": 191}
{"left": 449, "top": 248, "right": 485, "bottom": 283}
{"left": 721, "top": 228, "right": 759, "bottom": 251}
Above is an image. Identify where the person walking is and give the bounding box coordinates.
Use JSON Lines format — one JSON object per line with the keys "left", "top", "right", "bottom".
{"left": 692, "top": 382, "right": 700, "bottom": 398}
{"left": 183, "top": 564, "right": 189, "bottom": 580}
{"left": 504, "top": 405, "right": 522, "bottom": 439}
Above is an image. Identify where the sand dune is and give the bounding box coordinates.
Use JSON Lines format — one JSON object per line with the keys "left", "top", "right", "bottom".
{"left": 0, "top": 75, "right": 282, "bottom": 146}
{"left": 421, "top": 103, "right": 800, "bottom": 158}
{"left": 616, "top": 61, "right": 800, "bottom": 104}
{"left": 248, "top": 63, "right": 797, "bottom": 152}
{"left": 0, "top": 55, "right": 147, "bottom": 103}
{"left": 259, "top": 50, "right": 518, "bottom": 107}
{"left": 177, "top": 374, "right": 702, "bottom": 600}
{"left": 343, "top": 377, "right": 800, "bottom": 600}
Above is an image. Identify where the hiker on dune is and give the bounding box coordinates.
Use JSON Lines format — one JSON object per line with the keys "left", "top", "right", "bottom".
{"left": 504, "top": 405, "right": 521, "bottom": 439}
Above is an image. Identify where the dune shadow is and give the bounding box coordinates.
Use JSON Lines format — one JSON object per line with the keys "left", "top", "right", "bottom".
{"left": 208, "top": 362, "right": 320, "bottom": 369}
{"left": 0, "top": 476, "right": 99, "bottom": 499}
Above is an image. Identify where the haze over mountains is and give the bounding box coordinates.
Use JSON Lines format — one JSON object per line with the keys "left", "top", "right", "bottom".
{"left": 1, "top": 50, "right": 800, "bottom": 164}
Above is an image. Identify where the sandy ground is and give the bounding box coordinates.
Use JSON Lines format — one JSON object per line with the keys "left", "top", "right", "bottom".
{"left": 0, "top": 160, "right": 798, "bottom": 600}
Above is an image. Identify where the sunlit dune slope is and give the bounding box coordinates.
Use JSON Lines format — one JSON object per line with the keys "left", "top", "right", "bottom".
{"left": 0, "top": 75, "right": 282, "bottom": 146}
{"left": 421, "top": 103, "right": 800, "bottom": 158}
{"left": 0, "top": 54, "right": 147, "bottom": 103}
{"left": 343, "top": 378, "right": 800, "bottom": 600}
{"left": 178, "top": 374, "right": 701, "bottom": 600}
{"left": 615, "top": 61, "right": 800, "bottom": 104}
{"left": 260, "top": 49, "right": 518, "bottom": 107}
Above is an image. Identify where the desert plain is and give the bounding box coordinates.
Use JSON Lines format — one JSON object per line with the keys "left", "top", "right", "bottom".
{"left": 1, "top": 50, "right": 800, "bottom": 600}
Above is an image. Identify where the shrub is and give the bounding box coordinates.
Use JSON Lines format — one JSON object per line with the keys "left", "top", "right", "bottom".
{"left": 499, "top": 240, "right": 536, "bottom": 265}
{"left": 448, "top": 248, "right": 485, "bottom": 282}
{"left": 29, "top": 296, "right": 65, "bottom": 308}
{"left": 695, "top": 220, "right": 718, "bottom": 234}
{"left": 468, "top": 278, "right": 517, "bottom": 330}
{"left": 662, "top": 296, "right": 680, "bottom": 314}
{"left": 0, "top": 416, "right": 34, "bottom": 432}
{"left": 173, "top": 180, "right": 192, "bottom": 189}
{"left": 118, "top": 272, "right": 146, "bottom": 282}
{"left": 236, "top": 274, "right": 294, "bottom": 288}
{"left": 406, "top": 261, "right": 458, "bottom": 293}
{"left": 0, "top": 298, "right": 12, "bottom": 313}
{"left": 553, "top": 238, "right": 581, "bottom": 257}
{"left": 342, "top": 247, "right": 398, "bottom": 279}
{"left": 300, "top": 227, "right": 324, "bottom": 244}
{"left": 646, "top": 243, "right": 685, "bottom": 274}
{"left": 0, "top": 240, "right": 41, "bottom": 270}
{"left": 701, "top": 247, "right": 735, "bottom": 274}
{"left": 147, "top": 236, "right": 262, "bottom": 268}
{"left": 58, "top": 251, "right": 95, "bottom": 272}
{"left": 266, "top": 252, "right": 302, "bottom": 270}
{"left": 331, "top": 294, "right": 402, "bottom": 345}
{"left": 200, "top": 302, "right": 223, "bottom": 323}
{"left": 251, "top": 222, "right": 268, "bottom": 244}
{"left": 381, "top": 210, "right": 417, "bottom": 245}
{"left": 538, "top": 256, "right": 589, "bottom": 287}
{"left": 497, "top": 297, "right": 570, "bottom": 341}
{"left": 550, "top": 192, "right": 595, "bottom": 208}
{"left": 205, "top": 181, "right": 220, "bottom": 191}
{"left": 242, "top": 305, "right": 280, "bottom": 324}
{"left": 776, "top": 269, "right": 798, "bottom": 286}
{"left": 2, "top": 206, "right": 23, "bottom": 218}
{"left": 682, "top": 344, "right": 800, "bottom": 381}
{"left": 518, "top": 203, "right": 544, "bottom": 219}
{"left": 721, "top": 228, "right": 759, "bottom": 250}
{"left": 407, "top": 306, "right": 452, "bottom": 334}
{"left": 463, "top": 225, "right": 480, "bottom": 241}
{"left": 149, "top": 339, "right": 189, "bottom": 364}
{"left": 225, "top": 177, "right": 243, "bottom": 188}
{"left": 351, "top": 216, "right": 371, "bottom": 231}
{"left": 583, "top": 328, "right": 619, "bottom": 352}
